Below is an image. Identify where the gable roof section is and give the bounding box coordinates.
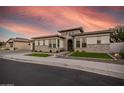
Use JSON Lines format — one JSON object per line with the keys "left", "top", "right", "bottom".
{"left": 32, "top": 34, "right": 65, "bottom": 39}
{"left": 73, "top": 30, "right": 113, "bottom": 37}
{"left": 58, "top": 27, "right": 84, "bottom": 33}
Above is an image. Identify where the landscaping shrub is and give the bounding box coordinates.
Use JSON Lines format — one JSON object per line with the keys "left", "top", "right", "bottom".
{"left": 119, "top": 52, "right": 124, "bottom": 59}
{"left": 39, "top": 50, "right": 42, "bottom": 52}
{"left": 75, "top": 50, "right": 79, "bottom": 52}
{"left": 50, "top": 50, "right": 52, "bottom": 53}
{"left": 60, "top": 49, "right": 65, "bottom": 52}
{"left": 5, "top": 48, "right": 9, "bottom": 50}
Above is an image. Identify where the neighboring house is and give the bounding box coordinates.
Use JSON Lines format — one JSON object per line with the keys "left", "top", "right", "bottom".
{"left": 5, "top": 38, "right": 31, "bottom": 50}
{"left": 32, "top": 27, "right": 113, "bottom": 53}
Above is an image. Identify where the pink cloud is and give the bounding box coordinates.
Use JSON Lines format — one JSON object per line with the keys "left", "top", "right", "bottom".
{"left": 12, "top": 7, "right": 118, "bottom": 31}
{"left": 0, "top": 19, "right": 53, "bottom": 37}
{"left": 0, "top": 6, "right": 122, "bottom": 38}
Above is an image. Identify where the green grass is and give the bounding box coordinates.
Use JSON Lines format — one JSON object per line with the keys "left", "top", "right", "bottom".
{"left": 26, "top": 53, "right": 50, "bottom": 57}
{"left": 70, "top": 51, "right": 112, "bottom": 59}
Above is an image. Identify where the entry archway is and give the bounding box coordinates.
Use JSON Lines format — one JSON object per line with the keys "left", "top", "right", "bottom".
{"left": 67, "top": 39, "right": 73, "bottom": 51}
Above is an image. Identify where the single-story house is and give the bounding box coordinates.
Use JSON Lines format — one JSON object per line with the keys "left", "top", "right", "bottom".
{"left": 5, "top": 37, "right": 31, "bottom": 50}
{"left": 31, "top": 27, "right": 113, "bottom": 53}
{"left": 31, "top": 35, "right": 65, "bottom": 52}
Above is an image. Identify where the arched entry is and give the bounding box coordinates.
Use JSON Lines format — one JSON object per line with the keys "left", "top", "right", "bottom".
{"left": 67, "top": 39, "right": 73, "bottom": 51}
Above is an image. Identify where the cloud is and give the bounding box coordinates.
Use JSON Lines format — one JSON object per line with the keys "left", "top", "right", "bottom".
{"left": 0, "top": 6, "right": 124, "bottom": 39}
{"left": 0, "top": 19, "right": 53, "bottom": 37}
{"left": 7, "top": 6, "right": 119, "bottom": 31}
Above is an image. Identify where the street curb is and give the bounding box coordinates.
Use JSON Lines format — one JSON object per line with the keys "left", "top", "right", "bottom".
{"left": 1, "top": 56, "right": 124, "bottom": 79}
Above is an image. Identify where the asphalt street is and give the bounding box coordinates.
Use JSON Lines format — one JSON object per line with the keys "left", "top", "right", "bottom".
{"left": 0, "top": 58, "right": 124, "bottom": 86}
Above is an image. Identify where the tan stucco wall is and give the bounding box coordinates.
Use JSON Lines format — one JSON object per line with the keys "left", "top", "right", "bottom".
{"left": 75, "top": 44, "right": 110, "bottom": 53}
{"left": 61, "top": 30, "right": 81, "bottom": 36}
{"left": 5, "top": 42, "right": 13, "bottom": 50}
{"left": 33, "top": 37, "right": 65, "bottom": 52}
{"left": 6, "top": 41, "right": 31, "bottom": 50}
{"left": 74, "top": 33, "right": 111, "bottom": 53}
{"left": 14, "top": 42, "right": 30, "bottom": 50}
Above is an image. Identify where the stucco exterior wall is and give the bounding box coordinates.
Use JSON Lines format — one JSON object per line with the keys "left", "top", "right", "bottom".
{"left": 33, "top": 37, "right": 65, "bottom": 52}
{"left": 5, "top": 42, "right": 14, "bottom": 50}
{"left": 75, "top": 44, "right": 110, "bottom": 53}
{"left": 61, "top": 30, "right": 81, "bottom": 36}
{"left": 5, "top": 41, "right": 30, "bottom": 50}
{"left": 14, "top": 42, "right": 30, "bottom": 50}
{"left": 74, "top": 33, "right": 111, "bottom": 53}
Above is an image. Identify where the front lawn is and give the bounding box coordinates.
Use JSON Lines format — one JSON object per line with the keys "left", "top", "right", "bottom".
{"left": 26, "top": 53, "right": 50, "bottom": 57}
{"left": 70, "top": 51, "right": 112, "bottom": 59}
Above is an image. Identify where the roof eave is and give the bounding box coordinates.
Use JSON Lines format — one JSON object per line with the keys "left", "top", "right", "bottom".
{"left": 58, "top": 27, "right": 84, "bottom": 33}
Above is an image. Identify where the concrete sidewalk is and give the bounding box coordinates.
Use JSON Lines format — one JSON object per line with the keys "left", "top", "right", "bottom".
{"left": 1, "top": 53, "right": 124, "bottom": 79}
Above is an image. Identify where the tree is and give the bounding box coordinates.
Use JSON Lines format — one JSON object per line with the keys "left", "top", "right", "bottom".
{"left": 110, "top": 25, "right": 124, "bottom": 42}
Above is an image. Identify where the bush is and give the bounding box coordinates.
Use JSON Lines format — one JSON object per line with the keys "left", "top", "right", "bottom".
{"left": 5, "top": 48, "right": 9, "bottom": 50}
{"left": 75, "top": 50, "right": 79, "bottom": 52}
{"left": 119, "top": 52, "right": 124, "bottom": 59}
{"left": 39, "top": 50, "right": 42, "bottom": 52}
{"left": 50, "top": 50, "right": 52, "bottom": 53}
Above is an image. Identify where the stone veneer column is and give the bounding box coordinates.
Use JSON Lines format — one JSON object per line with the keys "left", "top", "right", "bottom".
{"left": 80, "top": 38, "right": 82, "bottom": 48}
{"left": 74, "top": 38, "right": 76, "bottom": 49}
{"left": 56, "top": 38, "right": 58, "bottom": 49}
{"left": 51, "top": 39, "right": 53, "bottom": 48}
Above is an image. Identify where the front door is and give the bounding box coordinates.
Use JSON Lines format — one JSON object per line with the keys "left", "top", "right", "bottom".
{"left": 67, "top": 39, "right": 73, "bottom": 51}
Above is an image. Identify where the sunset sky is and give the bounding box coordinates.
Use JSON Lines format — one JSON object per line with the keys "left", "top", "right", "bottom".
{"left": 0, "top": 6, "right": 124, "bottom": 41}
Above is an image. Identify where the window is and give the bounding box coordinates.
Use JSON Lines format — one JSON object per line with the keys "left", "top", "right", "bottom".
{"left": 38, "top": 40, "right": 40, "bottom": 46}
{"left": 82, "top": 38, "right": 87, "bottom": 47}
{"left": 97, "top": 40, "right": 101, "bottom": 44}
{"left": 9, "top": 42, "right": 13, "bottom": 47}
{"left": 76, "top": 38, "right": 80, "bottom": 48}
{"left": 35, "top": 41, "right": 38, "bottom": 46}
{"left": 39, "top": 40, "right": 43, "bottom": 45}
{"left": 58, "top": 39, "right": 60, "bottom": 48}
{"left": 68, "top": 32, "right": 71, "bottom": 35}
{"left": 43, "top": 40, "right": 45, "bottom": 46}
{"left": 53, "top": 40, "right": 56, "bottom": 48}
{"left": 49, "top": 40, "right": 52, "bottom": 48}
{"left": 97, "top": 37, "right": 101, "bottom": 44}
{"left": 71, "top": 31, "right": 74, "bottom": 35}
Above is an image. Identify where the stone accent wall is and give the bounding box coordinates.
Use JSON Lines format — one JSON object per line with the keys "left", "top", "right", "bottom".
{"left": 110, "top": 42, "right": 124, "bottom": 53}
{"left": 33, "top": 37, "right": 65, "bottom": 52}
{"left": 74, "top": 44, "right": 110, "bottom": 53}
{"left": 35, "top": 45, "right": 64, "bottom": 53}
